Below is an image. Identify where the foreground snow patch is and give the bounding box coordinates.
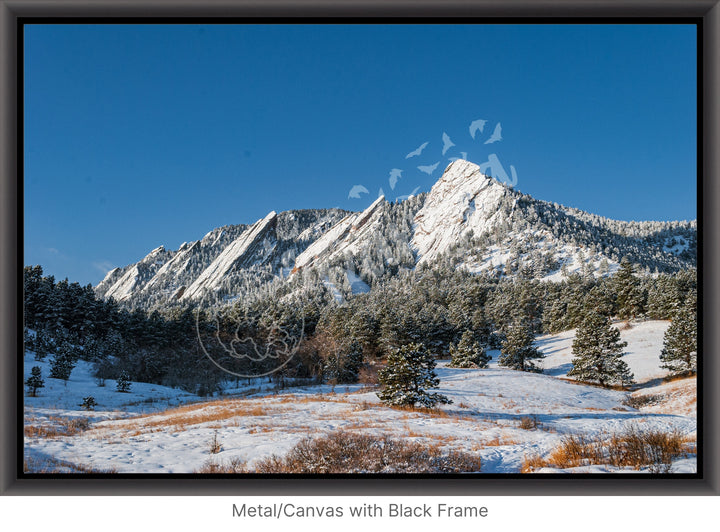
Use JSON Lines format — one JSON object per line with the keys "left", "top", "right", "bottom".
{"left": 23, "top": 320, "right": 696, "bottom": 474}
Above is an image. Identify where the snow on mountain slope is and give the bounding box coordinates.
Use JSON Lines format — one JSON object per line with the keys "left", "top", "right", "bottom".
{"left": 141, "top": 241, "right": 198, "bottom": 293}
{"left": 102, "top": 246, "right": 174, "bottom": 302}
{"left": 139, "top": 224, "right": 251, "bottom": 302}
{"left": 292, "top": 195, "right": 385, "bottom": 272}
{"left": 181, "top": 211, "right": 277, "bottom": 301}
{"left": 412, "top": 159, "right": 510, "bottom": 264}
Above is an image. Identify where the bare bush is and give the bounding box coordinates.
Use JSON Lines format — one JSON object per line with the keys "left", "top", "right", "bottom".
{"left": 195, "top": 457, "right": 247, "bottom": 473}
{"left": 525, "top": 425, "right": 690, "bottom": 473}
{"left": 358, "top": 365, "right": 379, "bottom": 386}
{"left": 253, "top": 431, "right": 482, "bottom": 473}
{"left": 518, "top": 415, "right": 540, "bottom": 430}
{"left": 624, "top": 394, "right": 663, "bottom": 409}
{"left": 208, "top": 430, "right": 223, "bottom": 454}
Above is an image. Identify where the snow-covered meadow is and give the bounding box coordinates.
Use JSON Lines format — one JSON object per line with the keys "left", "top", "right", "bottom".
{"left": 23, "top": 320, "right": 696, "bottom": 474}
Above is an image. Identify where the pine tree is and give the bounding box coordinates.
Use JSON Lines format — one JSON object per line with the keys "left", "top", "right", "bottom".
{"left": 377, "top": 343, "right": 452, "bottom": 408}
{"left": 116, "top": 371, "right": 132, "bottom": 393}
{"left": 659, "top": 291, "right": 697, "bottom": 375}
{"left": 646, "top": 273, "right": 682, "bottom": 319}
{"left": 23, "top": 327, "right": 35, "bottom": 353}
{"left": 585, "top": 284, "right": 615, "bottom": 318}
{"left": 80, "top": 396, "right": 98, "bottom": 411}
{"left": 49, "top": 342, "right": 76, "bottom": 383}
{"left": 568, "top": 311, "right": 634, "bottom": 387}
{"left": 498, "top": 323, "right": 544, "bottom": 373}
{"left": 341, "top": 341, "right": 364, "bottom": 383}
{"left": 448, "top": 330, "right": 490, "bottom": 369}
{"left": 543, "top": 296, "right": 567, "bottom": 334}
{"left": 25, "top": 366, "right": 44, "bottom": 397}
{"left": 33, "top": 327, "right": 54, "bottom": 361}
{"left": 323, "top": 341, "right": 364, "bottom": 384}
{"left": 614, "top": 257, "right": 644, "bottom": 319}
{"left": 82, "top": 336, "right": 101, "bottom": 362}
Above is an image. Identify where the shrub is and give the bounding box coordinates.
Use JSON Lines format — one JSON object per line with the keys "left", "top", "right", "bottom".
{"left": 518, "top": 415, "right": 540, "bottom": 430}
{"left": 254, "top": 431, "right": 481, "bottom": 473}
{"left": 523, "top": 426, "right": 689, "bottom": 473}
{"left": 80, "top": 396, "right": 97, "bottom": 411}
{"left": 208, "top": 430, "right": 222, "bottom": 454}
{"left": 195, "top": 457, "right": 246, "bottom": 473}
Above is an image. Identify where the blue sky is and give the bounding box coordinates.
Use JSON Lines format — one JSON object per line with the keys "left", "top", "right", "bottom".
{"left": 24, "top": 23, "right": 698, "bottom": 286}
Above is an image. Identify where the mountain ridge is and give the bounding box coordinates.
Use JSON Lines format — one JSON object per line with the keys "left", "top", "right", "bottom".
{"left": 95, "top": 160, "right": 696, "bottom": 309}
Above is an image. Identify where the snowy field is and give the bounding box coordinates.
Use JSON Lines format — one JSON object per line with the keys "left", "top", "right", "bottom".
{"left": 23, "top": 320, "right": 696, "bottom": 474}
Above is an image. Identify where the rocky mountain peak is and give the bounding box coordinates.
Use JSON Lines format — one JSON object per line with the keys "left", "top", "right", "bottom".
{"left": 412, "top": 159, "right": 512, "bottom": 264}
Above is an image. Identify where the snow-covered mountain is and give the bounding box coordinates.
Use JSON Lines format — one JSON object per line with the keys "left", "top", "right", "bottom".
{"left": 412, "top": 159, "right": 512, "bottom": 264}
{"left": 95, "top": 209, "right": 349, "bottom": 308}
{"left": 96, "top": 160, "right": 696, "bottom": 309}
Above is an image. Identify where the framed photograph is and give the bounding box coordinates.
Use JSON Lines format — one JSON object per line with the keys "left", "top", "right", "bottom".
{"left": 2, "top": 0, "right": 718, "bottom": 498}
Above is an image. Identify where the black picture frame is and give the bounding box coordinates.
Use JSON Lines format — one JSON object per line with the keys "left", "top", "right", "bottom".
{"left": 2, "top": 0, "right": 717, "bottom": 496}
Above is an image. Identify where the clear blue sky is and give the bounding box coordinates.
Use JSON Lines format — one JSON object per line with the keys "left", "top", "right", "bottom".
{"left": 24, "top": 23, "right": 697, "bottom": 286}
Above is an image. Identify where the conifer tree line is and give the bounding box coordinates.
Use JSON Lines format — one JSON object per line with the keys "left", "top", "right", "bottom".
{"left": 24, "top": 257, "right": 697, "bottom": 395}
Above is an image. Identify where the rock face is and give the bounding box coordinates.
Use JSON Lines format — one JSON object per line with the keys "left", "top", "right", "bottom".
{"left": 293, "top": 195, "right": 386, "bottom": 272}
{"left": 94, "top": 208, "right": 349, "bottom": 308}
{"left": 412, "top": 159, "right": 511, "bottom": 265}
{"left": 100, "top": 246, "right": 174, "bottom": 302}
{"left": 181, "top": 211, "right": 278, "bottom": 301}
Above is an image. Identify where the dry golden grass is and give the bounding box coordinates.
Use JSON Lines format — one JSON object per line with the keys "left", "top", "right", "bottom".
{"left": 663, "top": 373, "right": 696, "bottom": 383}
{"left": 113, "top": 399, "right": 285, "bottom": 434}
{"left": 522, "top": 426, "right": 693, "bottom": 473}
{"left": 24, "top": 417, "right": 90, "bottom": 439}
{"left": 521, "top": 454, "right": 549, "bottom": 473}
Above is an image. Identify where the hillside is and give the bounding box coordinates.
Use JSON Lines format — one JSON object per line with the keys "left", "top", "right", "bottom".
{"left": 23, "top": 320, "right": 696, "bottom": 474}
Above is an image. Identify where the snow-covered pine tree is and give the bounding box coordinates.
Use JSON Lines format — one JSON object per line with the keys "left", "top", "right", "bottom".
{"left": 448, "top": 330, "right": 490, "bottom": 369}
{"left": 49, "top": 341, "right": 76, "bottom": 383}
{"left": 25, "top": 366, "right": 44, "bottom": 397}
{"left": 377, "top": 342, "right": 451, "bottom": 408}
{"left": 646, "top": 273, "right": 681, "bottom": 319}
{"left": 585, "top": 284, "right": 615, "bottom": 318}
{"left": 342, "top": 341, "right": 364, "bottom": 383}
{"left": 498, "top": 323, "right": 543, "bottom": 373}
{"left": 659, "top": 290, "right": 697, "bottom": 375}
{"left": 568, "top": 311, "right": 634, "bottom": 387}
{"left": 614, "top": 257, "right": 645, "bottom": 319}
{"left": 23, "top": 327, "right": 34, "bottom": 353}
{"left": 116, "top": 371, "right": 132, "bottom": 393}
{"left": 33, "top": 327, "right": 54, "bottom": 361}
